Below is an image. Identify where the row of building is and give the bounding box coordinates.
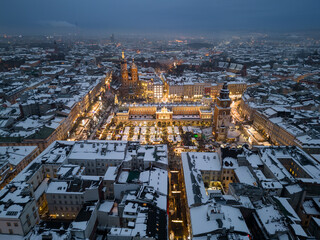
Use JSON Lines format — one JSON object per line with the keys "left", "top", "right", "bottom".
{"left": 0, "top": 140, "right": 169, "bottom": 239}
{"left": 239, "top": 80, "right": 320, "bottom": 155}
{"left": 181, "top": 144, "right": 320, "bottom": 239}
{"left": 0, "top": 43, "right": 110, "bottom": 152}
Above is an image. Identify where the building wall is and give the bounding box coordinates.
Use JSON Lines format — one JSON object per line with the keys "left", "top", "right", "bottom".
{"left": 71, "top": 204, "right": 98, "bottom": 240}
{"left": 68, "top": 158, "right": 122, "bottom": 176}
{"left": 20, "top": 200, "right": 39, "bottom": 235}
{"left": 46, "top": 192, "right": 84, "bottom": 219}
{"left": 0, "top": 200, "right": 39, "bottom": 235}
{"left": 98, "top": 211, "right": 120, "bottom": 228}
{"left": 308, "top": 217, "right": 320, "bottom": 239}
{"left": 221, "top": 169, "right": 235, "bottom": 191}
{"left": 0, "top": 218, "right": 23, "bottom": 235}
{"left": 103, "top": 180, "right": 115, "bottom": 199}
{"left": 113, "top": 183, "right": 140, "bottom": 200}
{"left": 239, "top": 98, "right": 255, "bottom": 121}
{"left": 277, "top": 158, "right": 311, "bottom": 179}
{"left": 153, "top": 84, "right": 163, "bottom": 99}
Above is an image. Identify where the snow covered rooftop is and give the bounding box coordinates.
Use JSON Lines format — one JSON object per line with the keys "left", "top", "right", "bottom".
{"left": 190, "top": 202, "right": 250, "bottom": 237}
{"left": 0, "top": 146, "right": 37, "bottom": 166}
{"left": 255, "top": 205, "right": 287, "bottom": 236}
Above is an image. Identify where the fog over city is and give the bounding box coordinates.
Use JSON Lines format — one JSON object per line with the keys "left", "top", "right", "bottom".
{"left": 1, "top": 0, "right": 320, "bottom": 35}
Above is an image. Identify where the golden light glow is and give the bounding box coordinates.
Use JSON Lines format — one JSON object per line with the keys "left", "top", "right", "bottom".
{"left": 172, "top": 220, "right": 183, "bottom": 223}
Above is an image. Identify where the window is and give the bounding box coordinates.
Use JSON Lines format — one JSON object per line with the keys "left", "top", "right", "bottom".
{"left": 7, "top": 222, "right": 11, "bottom": 227}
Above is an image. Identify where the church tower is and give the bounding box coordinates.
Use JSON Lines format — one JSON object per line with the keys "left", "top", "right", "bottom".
{"left": 131, "top": 58, "right": 138, "bottom": 82}
{"left": 130, "top": 58, "right": 139, "bottom": 96}
{"left": 120, "top": 51, "right": 129, "bottom": 97}
{"left": 121, "top": 51, "right": 129, "bottom": 87}
{"left": 213, "top": 83, "right": 231, "bottom": 141}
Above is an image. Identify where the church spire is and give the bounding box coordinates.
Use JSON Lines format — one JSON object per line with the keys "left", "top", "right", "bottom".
{"left": 131, "top": 58, "right": 137, "bottom": 69}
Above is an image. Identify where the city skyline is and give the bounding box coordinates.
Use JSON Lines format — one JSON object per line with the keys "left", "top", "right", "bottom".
{"left": 1, "top": 0, "right": 320, "bottom": 35}
{"left": 0, "top": 1, "right": 320, "bottom": 239}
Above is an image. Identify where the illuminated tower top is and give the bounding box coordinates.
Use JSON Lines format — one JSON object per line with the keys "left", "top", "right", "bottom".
{"left": 131, "top": 58, "right": 137, "bottom": 69}
{"left": 122, "top": 51, "right": 125, "bottom": 60}
{"left": 217, "top": 82, "right": 231, "bottom": 108}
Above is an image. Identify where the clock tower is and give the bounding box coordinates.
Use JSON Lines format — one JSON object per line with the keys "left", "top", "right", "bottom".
{"left": 213, "top": 83, "right": 231, "bottom": 141}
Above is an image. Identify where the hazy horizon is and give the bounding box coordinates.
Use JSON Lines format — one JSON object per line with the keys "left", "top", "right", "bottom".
{"left": 1, "top": 0, "right": 320, "bottom": 36}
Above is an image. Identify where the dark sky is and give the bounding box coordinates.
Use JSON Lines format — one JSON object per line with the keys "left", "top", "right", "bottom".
{"left": 1, "top": 0, "right": 320, "bottom": 35}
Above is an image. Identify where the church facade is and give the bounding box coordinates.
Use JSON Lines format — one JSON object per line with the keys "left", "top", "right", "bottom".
{"left": 119, "top": 52, "right": 140, "bottom": 99}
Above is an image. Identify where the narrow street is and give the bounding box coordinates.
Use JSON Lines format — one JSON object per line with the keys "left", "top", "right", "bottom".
{"left": 169, "top": 168, "right": 188, "bottom": 239}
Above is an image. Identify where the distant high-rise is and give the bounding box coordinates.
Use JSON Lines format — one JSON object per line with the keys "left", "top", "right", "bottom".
{"left": 110, "top": 33, "right": 115, "bottom": 43}
{"left": 213, "top": 83, "right": 231, "bottom": 141}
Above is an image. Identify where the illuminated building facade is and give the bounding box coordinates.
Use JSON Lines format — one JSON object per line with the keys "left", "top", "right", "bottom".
{"left": 115, "top": 103, "right": 212, "bottom": 124}
{"left": 168, "top": 82, "right": 247, "bottom": 102}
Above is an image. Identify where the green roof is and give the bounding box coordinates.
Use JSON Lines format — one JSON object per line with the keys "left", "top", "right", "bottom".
{"left": 127, "top": 171, "right": 140, "bottom": 183}
{"left": 0, "top": 136, "right": 23, "bottom": 143}
{"left": 26, "top": 126, "right": 55, "bottom": 140}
